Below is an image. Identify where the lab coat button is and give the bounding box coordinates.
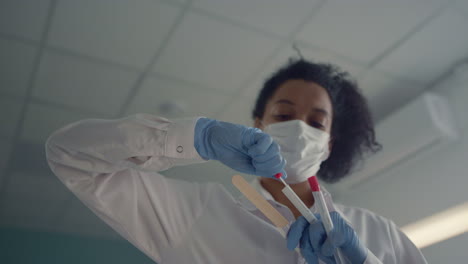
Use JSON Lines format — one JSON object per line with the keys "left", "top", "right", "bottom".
{"left": 176, "top": 146, "right": 183, "bottom": 153}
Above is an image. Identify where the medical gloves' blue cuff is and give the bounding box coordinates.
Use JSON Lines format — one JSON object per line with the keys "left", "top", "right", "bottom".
{"left": 340, "top": 238, "right": 368, "bottom": 264}
{"left": 194, "top": 117, "right": 215, "bottom": 160}
{"left": 329, "top": 211, "right": 368, "bottom": 264}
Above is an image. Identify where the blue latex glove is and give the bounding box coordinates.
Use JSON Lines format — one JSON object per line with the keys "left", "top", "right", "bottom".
{"left": 194, "top": 117, "right": 287, "bottom": 178}
{"left": 287, "top": 212, "right": 368, "bottom": 264}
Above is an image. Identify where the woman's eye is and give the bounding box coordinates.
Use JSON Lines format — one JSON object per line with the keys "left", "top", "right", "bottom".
{"left": 311, "top": 121, "right": 324, "bottom": 129}
{"left": 274, "top": 114, "right": 292, "bottom": 121}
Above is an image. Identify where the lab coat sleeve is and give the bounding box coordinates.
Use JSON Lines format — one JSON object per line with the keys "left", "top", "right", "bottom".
{"left": 387, "top": 221, "right": 428, "bottom": 264}
{"left": 45, "top": 113, "right": 214, "bottom": 263}
{"left": 362, "top": 220, "right": 427, "bottom": 264}
{"left": 362, "top": 250, "right": 383, "bottom": 264}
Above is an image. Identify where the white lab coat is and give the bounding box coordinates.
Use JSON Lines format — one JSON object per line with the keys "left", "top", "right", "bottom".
{"left": 45, "top": 114, "right": 427, "bottom": 264}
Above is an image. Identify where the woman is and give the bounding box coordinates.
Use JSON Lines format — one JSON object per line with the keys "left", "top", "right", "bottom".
{"left": 46, "top": 59, "right": 427, "bottom": 263}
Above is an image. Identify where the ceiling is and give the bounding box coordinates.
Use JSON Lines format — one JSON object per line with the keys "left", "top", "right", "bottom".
{"left": 1, "top": 0, "right": 468, "bottom": 239}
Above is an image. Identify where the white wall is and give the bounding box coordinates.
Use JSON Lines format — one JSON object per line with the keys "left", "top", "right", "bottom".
{"left": 333, "top": 66, "right": 468, "bottom": 261}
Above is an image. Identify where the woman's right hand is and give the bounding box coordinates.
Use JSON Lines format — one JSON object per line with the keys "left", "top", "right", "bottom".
{"left": 194, "top": 117, "right": 287, "bottom": 179}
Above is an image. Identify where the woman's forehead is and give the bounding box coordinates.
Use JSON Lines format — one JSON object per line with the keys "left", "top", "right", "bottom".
{"left": 270, "top": 80, "right": 332, "bottom": 113}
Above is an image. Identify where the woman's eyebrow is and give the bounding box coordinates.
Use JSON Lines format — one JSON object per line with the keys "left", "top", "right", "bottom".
{"left": 274, "top": 99, "right": 295, "bottom": 105}
{"left": 275, "top": 99, "right": 329, "bottom": 116}
{"left": 313, "top": 108, "right": 329, "bottom": 117}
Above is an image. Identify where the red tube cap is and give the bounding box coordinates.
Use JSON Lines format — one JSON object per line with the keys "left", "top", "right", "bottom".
{"left": 308, "top": 176, "right": 320, "bottom": 192}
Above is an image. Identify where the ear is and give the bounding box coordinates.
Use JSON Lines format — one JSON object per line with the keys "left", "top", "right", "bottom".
{"left": 254, "top": 118, "right": 263, "bottom": 130}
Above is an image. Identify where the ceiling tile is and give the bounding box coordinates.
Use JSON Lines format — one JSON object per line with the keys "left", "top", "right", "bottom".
{"left": 9, "top": 141, "right": 54, "bottom": 174}
{"left": 171, "top": 0, "right": 188, "bottom": 5}
{"left": 297, "top": 0, "right": 445, "bottom": 64}
{"left": 0, "top": 0, "right": 51, "bottom": 41}
{"left": 48, "top": 0, "right": 180, "bottom": 68}
{"left": 3, "top": 171, "right": 71, "bottom": 201}
{"left": 216, "top": 96, "right": 256, "bottom": 127}
{"left": 242, "top": 44, "right": 366, "bottom": 99}
{"left": 33, "top": 50, "right": 138, "bottom": 116}
{"left": 0, "top": 194, "right": 62, "bottom": 230}
{"left": 422, "top": 233, "right": 468, "bottom": 264}
{"left": 0, "top": 139, "right": 14, "bottom": 176}
{"left": 20, "top": 103, "right": 92, "bottom": 144}
{"left": 240, "top": 50, "right": 293, "bottom": 100}
{"left": 0, "top": 171, "right": 70, "bottom": 230}
{"left": 432, "top": 64, "right": 468, "bottom": 131}
{"left": 0, "top": 38, "right": 37, "bottom": 97}
{"left": 153, "top": 12, "right": 281, "bottom": 93}
{"left": 375, "top": 6, "right": 468, "bottom": 85}
{"left": 57, "top": 197, "right": 122, "bottom": 240}
{"left": 454, "top": 0, "right": 468, "bottom": 19}
{"left": 299, "top": 45, "right": 367, "bottom": 77}
{"left": 358, "top": 70, "right": 426, "bottom": 121}
{"left": 0, "top": 96, "right": 23, "bottom": 139}
{"left": 126, "top": 75, "right": 230, "bottom": 119}
{"left": 193, "top": 0, "right": 320, "bottom": 37}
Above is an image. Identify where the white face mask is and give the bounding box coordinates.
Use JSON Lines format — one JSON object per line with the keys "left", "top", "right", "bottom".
{"left": 264, "top": 120, "right": 330, "bottom": 184}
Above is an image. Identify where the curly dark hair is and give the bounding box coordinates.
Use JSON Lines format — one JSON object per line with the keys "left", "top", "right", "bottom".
{"left": 252, "top": 59, "right": 381, "bottom": 183}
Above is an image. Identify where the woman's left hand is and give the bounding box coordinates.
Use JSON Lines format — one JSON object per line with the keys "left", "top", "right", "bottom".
{"left": 287, "top": 211, "right": 368, "bottom": 264}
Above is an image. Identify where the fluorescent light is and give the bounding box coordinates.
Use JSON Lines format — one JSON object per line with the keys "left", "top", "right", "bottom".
{"left": 401, "top": 201, "right": 468, "bottom": 249}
